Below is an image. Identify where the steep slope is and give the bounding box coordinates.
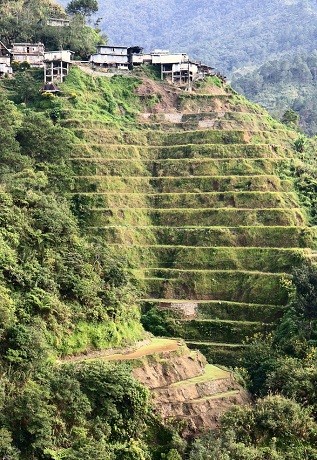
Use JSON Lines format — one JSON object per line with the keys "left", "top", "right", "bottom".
{"left": 62, "top": 337, "right": 250, "bottom": 436}
{"left": 132, "top": 344, "right": 250, "bottom": 436}
{"left": 62, "top": 69, "right": 316, "bottom": 367}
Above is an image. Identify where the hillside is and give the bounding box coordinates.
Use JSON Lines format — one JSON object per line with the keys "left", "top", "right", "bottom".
{"left": 56, "top": 68, "right": 314, "bottom": 367}
{"left": 2, "top": 52, "right": 317, "bottom": 455}
{"left": 59, "top": 0, "right": 317, "bottom": 73}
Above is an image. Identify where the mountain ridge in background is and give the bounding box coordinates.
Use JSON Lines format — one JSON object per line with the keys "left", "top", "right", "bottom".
{"left": 58, "top": 0, "right": 317, "bottom": 74}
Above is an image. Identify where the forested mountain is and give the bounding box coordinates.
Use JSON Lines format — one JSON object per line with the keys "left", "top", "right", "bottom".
{"left": 59, "top": 0, "right": 317, "bottom": 73}
{"left": 232, "top": 52, "right": 317, "bottom": 135}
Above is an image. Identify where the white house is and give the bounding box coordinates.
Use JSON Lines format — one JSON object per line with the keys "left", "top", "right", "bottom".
{"left": 151, "top": 51, "right": 189, "bottom": 65}
{"left": 90, "top": 45, "right": 129, "bottom": 70}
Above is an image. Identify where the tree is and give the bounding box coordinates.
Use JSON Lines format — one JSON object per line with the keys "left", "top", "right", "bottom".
{"left": 294, "top": 136, "right": 306, "bottom": 153}
{"left": 282, "top": 109, "right": 299, "bottom": 127}
{"left": 190, "top": 396, "right": 317, "bottom": 460}
{"left": 66, "top": 0, "right": 99, "bottom": 17}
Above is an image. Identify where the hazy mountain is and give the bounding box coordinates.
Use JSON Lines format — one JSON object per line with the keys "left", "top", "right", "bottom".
{"left": 58, "top": 0, "right": 317, "bottom": 73}
{"left": 232, "top": 51, "right": 317, "bottom": 135}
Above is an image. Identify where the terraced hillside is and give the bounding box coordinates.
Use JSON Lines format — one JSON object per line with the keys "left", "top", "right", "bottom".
{"left": 67, "top": 72, "right": 316, "bottom": 366}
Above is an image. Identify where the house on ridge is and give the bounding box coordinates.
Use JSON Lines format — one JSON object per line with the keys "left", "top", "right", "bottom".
{"left": 90, "top": 45, "right": 144, "bottom": 71}
{"left": 12, "top": 42, "right": 45, "bottom": 67}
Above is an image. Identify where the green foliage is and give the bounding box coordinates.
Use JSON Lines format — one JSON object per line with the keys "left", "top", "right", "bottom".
{"left": 242, "top": 263, "right": 317, "bottom": 403}
{"left": 0, "top": 361, "right": 158, "bottom": 459}
{"left": 66, "top": 0, "right": 99, "bottom": 17}
{"left": 190, "top": 396, "right": 317, "bottom": 459}
{"left": 0, "top": 0, "right": 105, "bottom": 59}
{"left": 162, "top": 449, "right": 182, "bottom": 460}
{"left": 0, "top": 84, "right": 144, "bottom": 365}
{"left": 16, "top": 110, "right": 73, "bottom": 161}
{"left": 0, "top": 428, "right": 19, "bottom": 460}
{"left": 282, "top": 109, "right": 299, "bottom": 127}
{"left": 141, "top": 307, "right": 175, "bottom": 337}
{"left": 294, "top": 136, "right": 306, "bottom": 153}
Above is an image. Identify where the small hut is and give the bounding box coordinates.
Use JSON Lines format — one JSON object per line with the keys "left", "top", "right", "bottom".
{"left": 40, "top": 82, "right": 61, "bottom": 94}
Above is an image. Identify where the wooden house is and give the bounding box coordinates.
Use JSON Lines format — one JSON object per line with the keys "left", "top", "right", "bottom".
{"left": 44, "top": 50, "right": 74, "bottom": 83}
{"left": 12, "top": 43, "right": 45, "bottom": 67}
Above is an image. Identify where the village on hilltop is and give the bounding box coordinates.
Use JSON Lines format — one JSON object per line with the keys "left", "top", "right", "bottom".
{"left": 0, "top": 28, "right": 225, "bottom": 90}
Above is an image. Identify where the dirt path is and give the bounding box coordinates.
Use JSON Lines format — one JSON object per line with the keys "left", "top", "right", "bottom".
{"left": 60, "top": 338, "right": 180, "bottom": 364}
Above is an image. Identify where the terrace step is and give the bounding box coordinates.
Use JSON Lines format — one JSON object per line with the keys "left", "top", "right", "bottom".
{"left": 73, "top": 191, "right": 299, "bottom": 210}
{"left": 142, "top": 298, "right": 284, "bottom": 323}
{"left": 153, "top": 364, "right": 240, "bottom": 404}
{"left": 131, "top": 341, "right": 250, "bottom": 436}
{"left": 143, "top": 270, "right": 289, "bottom": 305}
{"left": 71, "top": 143, "right": 286, "bottom": 160}
{"left": 186, "top": 341, "right": 247, "bottom": 367}
{"left": 62, "top": 114, "right": 278, "bottom": 131}
{"left": 146, "top": 129, "right": 291, "bottom": 146}
{"left": 155, "top": 317, "right": 271, "bottom": 344}
{"left": 73, "top": 158, "right": 289, "bottom": 177}
{"left": 74, "top": 174, "right": 293, "bottom": 194}
{"left": 74, "top": 128, "right": 289, "bottom": 146}
{"left": 125, "top": 246, "right": 306, "bottom": 271}
{"left": 89, "top": 225, "right": 314, "bottom": 248}
{"left": 88, "top": 207, "right": 305, "bottom": 227}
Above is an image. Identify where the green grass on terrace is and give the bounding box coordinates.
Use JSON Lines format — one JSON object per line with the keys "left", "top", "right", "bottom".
{"left": 170, "top": 364, "right": 230, "bottom": 387}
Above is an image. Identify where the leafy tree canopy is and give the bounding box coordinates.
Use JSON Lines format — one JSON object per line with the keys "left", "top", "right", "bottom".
{"left": 66, "top": 0, "right": 99, "bottom": 17}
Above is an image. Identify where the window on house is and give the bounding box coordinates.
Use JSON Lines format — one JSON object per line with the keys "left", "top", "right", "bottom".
{"left": 27, "top": 47, "right": 30, "bottom": 53}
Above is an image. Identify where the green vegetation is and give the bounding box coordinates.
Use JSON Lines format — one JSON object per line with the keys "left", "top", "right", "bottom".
{"left": 0, "top": 0, "right": 105, "bottom": 58}
{"left": 0, "top": 357, "right": 186, "bottom": 459}
{"left": 188, "top": 261, "right": 317, "bottom": 459}
{"left": 0, "top": 88, "right": 146, "bottom": 359}
{"left": 189, "top": 395, "right": 317, "bottom": 459}
{"left": 0, "top": 45, "right": 189, "bottom": 460}
{"left": 3, "top": 4, "right": 317, "bottom": 455}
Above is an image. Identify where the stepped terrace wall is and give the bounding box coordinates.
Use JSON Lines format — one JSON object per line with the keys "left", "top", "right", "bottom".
{"left": 67, "top": 74, "right": 314, "bottom": 365}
